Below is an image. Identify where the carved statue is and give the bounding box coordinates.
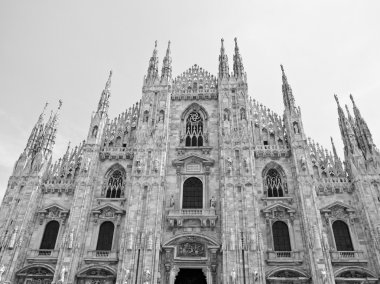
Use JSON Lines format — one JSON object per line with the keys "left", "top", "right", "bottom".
{"left": 127, "top": 229, "right": 134, "bottom": 250}
{"left": 68, "top": 229, "right": 74, "bottom": 249}
{"left": 226, "top": 157, "right": 233, "bottom": 174}
{"left": 293, "top": 122, "right": 299, "bottom": 134}
{"left": 0, "top": 265, "right": 5, "bottom": 281}
{"left": 250, "top": 228, "right": 257, "bottom": 251}
{"left": 230, "top": 228, "right": 236, "bottom": 251}
{"left": 143, "top": 269, "right": 151, "bottom": 284}
{"left": 153, "top": 159, "right": 160, "bottom": 173}
{"left": 230, "top": 268, "right": 237, "bottom": 284}
{"left": 147, "top": 232, "right": 153, "bottom": 250}
{"left": 300, "top": 156, "right": 307, "bottom": 171}
{"left": 243, "top": 158, "right": 249, "bottom": 172}
{"left": 210, "top": 196, "right": 216, "bottom": 208}
{"left": 123, "top": 267, "right": 131, "bottom": 284}
{"left": 320, "top": 269, "right": 327, "bottom": 284}
{"left": 60, "top": 266, "right": 66, "bottom": 283}
{"left": 8, "top": 226, "right": 18, "bottom": 249}
{"left": 169, "top": 195, "right": 175, "bottom": 207}
{"left": 322, "top": 232, "right": 329, "bottom": 252}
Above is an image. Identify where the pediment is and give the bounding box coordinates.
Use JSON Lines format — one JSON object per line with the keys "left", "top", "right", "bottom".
{"left": 262, "top": 202, "right": 296, "bottom": 214}
{"left": 320, "top": 201, "right": 355, "bottom": 214}
{"left": 92, "top": 203, "right": 125, "bottom": 215}
{"left": 172, "top": 154, "right": 215, "bottom": 167}
{"left": 38, "top": 203, "right": 69, "bottom": 216}
{"left": 163, "top": 233, "right": 220, "bottom": 248}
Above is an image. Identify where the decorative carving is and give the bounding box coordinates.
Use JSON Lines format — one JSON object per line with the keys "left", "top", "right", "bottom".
{"left": 177, "top": 242, "right": 205, "bottom": 257}
{"left": 338, "top": 270, "right": 371, "bottom": 278}
{"left": 272, "top": 270, "right": 302, "bottom": 278}
{"left": 0, "top": 265, "right": 5, "bottom": 282}
{"left": 169, "top": 195, "right": 175, "bottom": 207}
{"left": 143, "top": 269, "right": 151, "bottom": 284}
{"left": 230, "top": 229, "right": 236, "bottom": 251}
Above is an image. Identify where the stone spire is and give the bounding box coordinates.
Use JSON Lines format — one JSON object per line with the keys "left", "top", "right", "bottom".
{"left": 146, "top": 40, "right": 159, "bottom": 83}
{"left": 42, "top": 100, "right": 62, "bottom": 154}
{"left": 218, "top": 38, "right": 229, "bottom": 79}
{"left": 233, "top": 37, "right": 244, "bottom": 78}
{"left": 97, "top": 70, "right": 112, "bottom": 117}
{"left": 161, "top": 41, "right": 172, "bottom": 82}
{"left": 335, "top": 94, "right": 358, "bottom": 155}
{"left": 350, "top": 94, "right": 375, "bottom": 154}
{"left": 281, "top": 65, "right": 296, "bottom": 112}
{"left": 25, "top": 102, "right": 48, "bottom": 155}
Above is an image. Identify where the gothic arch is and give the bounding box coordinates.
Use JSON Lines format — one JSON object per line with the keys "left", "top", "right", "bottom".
{"left": 262, "top": 162, "right": 288, "bottom": 196}
{"left": 262, "top": 161, "right": 286, "bottom": 179}
{"left": 16, "top": 264, "right": 55, "bottom": 283}
{"left": 180, "top": 103, "right": 209, "bottom": 121}
{"left": 76, "top": 265, "right": 116, "bottom": 283}
{"left": 16, "top": 264, "right": 55, "bottom": 276}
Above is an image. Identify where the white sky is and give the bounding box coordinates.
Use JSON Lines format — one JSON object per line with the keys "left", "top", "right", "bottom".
{"left": 0, "top": 0, "right": 379, "bottom": 200}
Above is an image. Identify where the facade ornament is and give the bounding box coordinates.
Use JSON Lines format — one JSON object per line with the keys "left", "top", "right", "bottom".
{"left": 243, "top": 158, "right": 249, "bottom": 172}
{"left": 250, "top": 228, "right": 257, "bottom": 251}
{"left": 322, "top": 231, "right": 329, "bottom": 252}
{"left": 153, "top": 159, "right": 160, "bottom": 173}
{"left": 127, "top": 229, "right": 134, "bottom": 250}
{"left": 210, "top": 196, "right": 216, "bottom": 208}
{"left": 226, "top": 157, "right": 233, "bottom": 175}
{"left": 0, "top": 265, "right": 5, "bottom": 282}
{"left": 252, "top": 271, "right": 258, "bottom": 283}
{"left": 147, "top": 232, "right": 153, "bottom": 250}
{"left": 293, "top": 122, "right": 299, "bottom": 134}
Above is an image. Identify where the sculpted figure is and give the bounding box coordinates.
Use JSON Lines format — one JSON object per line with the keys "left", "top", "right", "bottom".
{"left": 169, "top": 195, "right": 175, "bottom": 207}
{"left": 230, "top": 268, "right": 237, "bottom": 284}
{"left": 0, "top": 265, "right": 5, "bottom": 281}
{"left": 210, "top": 196, "right": 216, "bottom": 208}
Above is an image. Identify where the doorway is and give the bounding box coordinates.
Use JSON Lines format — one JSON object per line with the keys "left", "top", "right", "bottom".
{"left": 174, "top": 268, "right": 207, "bottom": 284}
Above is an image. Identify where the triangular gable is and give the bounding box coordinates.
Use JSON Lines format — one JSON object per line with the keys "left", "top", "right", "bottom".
{"left": 38, "top": 203, "right": 69, "bottom": 215}
{"left": 172, "top": 154, "right": 214, "bottom": 167}
{"left": 91, "top": 203, "right": 125, "bottom": 215}
{"left": 320, "top": 201, "right": 355, "bottom": 214}
{"left": 262, "top": 202, "right": 296, "bottom": 214}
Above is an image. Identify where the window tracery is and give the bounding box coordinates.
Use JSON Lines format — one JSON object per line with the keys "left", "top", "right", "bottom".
{"left": 265, "top": 169, "right": 284, "bottom": 197}
{"left": 103, "top": 166, "right": 126, "bottom": 198}
{"left": 185, "top": 111, "right": 204, "bottom": 147}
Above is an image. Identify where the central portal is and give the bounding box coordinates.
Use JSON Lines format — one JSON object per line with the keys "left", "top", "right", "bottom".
{"left": 174, "top": 268, "right": 207, "bottom": 284}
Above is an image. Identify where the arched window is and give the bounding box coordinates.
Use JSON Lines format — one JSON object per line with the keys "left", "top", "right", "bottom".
{"left": 96, "top": 221, "right": 114, "bottom": 251}
{"left": 143, "top": 110, "right": 149, "bottom": 123}
{"left": 333, "top": 220, "right": 353, "bottom": 251}
{"left": 185, "top": 111, "right": 203, "bottom": 147}
{"left": 40, "top": 221, "right": 60, "bottom": 250}
{"left": 265, "top": 169, "right": 284, "bottom": 197}
{"left": 272, "top": 221, "right": 291, "bottom": 251}
{"left": 182, "top": 177, "right": 203, "bottom": 209}
{"left": 105, "top": 167, "right": 125, "bottom": 198}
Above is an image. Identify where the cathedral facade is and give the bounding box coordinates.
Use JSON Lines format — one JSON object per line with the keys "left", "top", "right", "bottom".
{"left": 0, "top": 39, "right": 380, "bottom": 284}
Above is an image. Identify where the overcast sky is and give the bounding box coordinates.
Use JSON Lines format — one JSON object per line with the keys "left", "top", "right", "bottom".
{"left": 0, "top": 0, "right": 379, "bottom": 200}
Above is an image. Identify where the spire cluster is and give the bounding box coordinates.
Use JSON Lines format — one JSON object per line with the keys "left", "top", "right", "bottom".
{"left": 97, "top": 70, "right": 112, "bottom": 117}
{"left": 24, "top": 100, "right": 62, "bottom": 159}
{"left": 145, "top": 40, "right": 172, "bottom": 85}
{"left": 335, "top": 94, "right": 377, "bottom": 159}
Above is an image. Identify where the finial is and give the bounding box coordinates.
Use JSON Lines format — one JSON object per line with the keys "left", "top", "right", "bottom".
{"left": 168, "top": 40, "right": 171, "bottom": 48}
{"left": 221, "top": 38, "right": 224, "bottom": 47}
{"left": 334, "top": 94, "right": 340, "bottom": 105}
{"left": 349, "top": 93, "right": 356, "bottom": 106}
{"left": 105, "top": 70, "right": 112, "bottom": 89}
{"left": 155, "top": 40, "right": 157, "bottom": 48}
{"left": 280, "top": 64, "right": 285, "bottom": 74}
{"left": 58, "top": 100, "right": 63, "bottom": 110}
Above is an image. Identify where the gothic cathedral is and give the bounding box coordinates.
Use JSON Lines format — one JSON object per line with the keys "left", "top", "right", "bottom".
{"left": 1, "top": 39, "right": 380, "bottom": 284}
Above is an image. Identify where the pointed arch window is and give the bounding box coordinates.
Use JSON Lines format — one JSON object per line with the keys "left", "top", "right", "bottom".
{"left": 96, "top": 221, "right": 114, "bottom": 251}
{"left": 333, "top": 220, "right": 353, "bottom": 251}
{"left": 104, "top": 167, "right": 126, "bottom": 198}
{"left": 40, "top": 221, "right": 60, "bottom": 250}
{"left": 182, "top": 177, "right": 203, "bottom": 209}
{"left": 272, "top": 221, "right": 291, "bottom": 251}
{"left": 265, "top": 169, "right": 284, "bottom": 197}
{"left": 185, "top": 111, "right": 203, "bottom": 147}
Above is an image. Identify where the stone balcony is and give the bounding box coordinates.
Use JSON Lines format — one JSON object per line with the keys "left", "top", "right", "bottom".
{"left": 330, "top": 251, "right": 367, "bottom": 265}
{"left": 99, "top": 146, "right": 134, "bottom": 160}
{"left": 84, "top": 250, "right": 118, "bottom": 263}
{"left": 266, "top": 251, "right": 304, "bottom": 265}
{"left": 167, "top": 208, "right": 217, "bottom": 228}
{"left": 253, "top": 145, "right": 291, "bottom": 158}
{"left": 26, "top": 249, "right": 59, "bottom": 263}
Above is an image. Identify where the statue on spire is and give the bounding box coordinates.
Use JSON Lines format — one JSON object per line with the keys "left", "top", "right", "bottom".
{"left": 281, "top": 65, "right": 296, "bottom": 112}
{"left": 105, "top": 70, "right": 113, "bottom": 90}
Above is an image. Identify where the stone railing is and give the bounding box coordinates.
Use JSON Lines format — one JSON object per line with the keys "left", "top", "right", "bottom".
{"left": 253, "top": 145, "right": 291, "bottom": 158}
{"left": 42, "top": 180, "right": 76, "bottom": 195}
{"left": 99, "top": 146, "right": 134, "bottom": 160}
{"left": 316, "top": 177, "right": 352, "bottom": 195}
{"left": 330, "top": 251, "right": 367, "bottom": 264}
{"left": 27, "top": 249, "right": 59, "bottom": 262}
{"left": 84, "top": 250, "right": 118, "bottom": 262}
{"left": 167, "top": 208, "right": 217, "bottom": 228}
{"left": 266, "top": 251, "right": 304, "bottom": 264}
